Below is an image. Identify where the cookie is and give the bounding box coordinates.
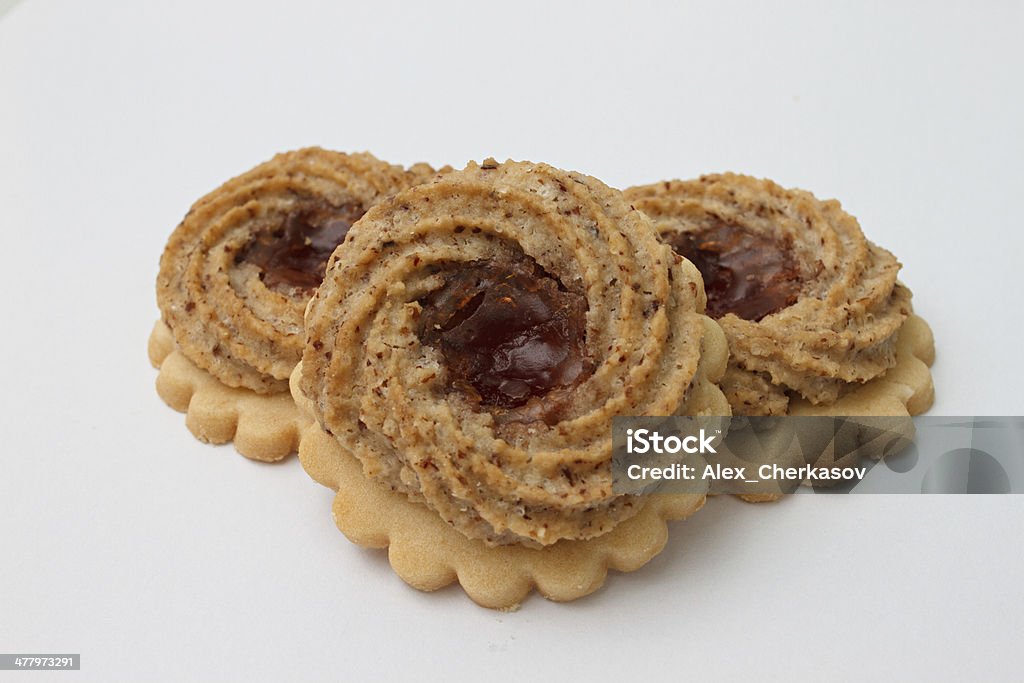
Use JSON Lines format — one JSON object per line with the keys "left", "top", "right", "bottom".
{"left": 300, "top": 158, "right": 730, "bottom": 556}
{"left": 790, "top": 312, "right": 934, "bottom": 416}
{"left": 293, "top": 355, "right": 715, "bottom": 609}
{"left": 157, "top": 147, "right": 440, "bottom": 394}
{"left": 148, "top": 321, "right": 306, "bottom": 461}
{"left": 153, "top": 147, "right": 444, "bottom": 458}
{"left": 625, "top": 174, "right": 935, "bottom": 417}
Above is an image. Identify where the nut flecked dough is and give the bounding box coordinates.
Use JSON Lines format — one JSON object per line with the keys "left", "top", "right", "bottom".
{"left": 626, "top": 174, "right": 928, "bottom": 416}
{"left": 157, "top": 147, "right": 442, "bottom": 394}
{"left": 302, "top": 159, "right": 730, "bottom": 547}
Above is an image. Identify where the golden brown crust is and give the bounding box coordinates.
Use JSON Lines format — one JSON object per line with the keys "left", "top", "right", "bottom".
{"left": 156, "top": 148, "right": 433, "bottom": 394}
{"left": 626, "top": 174, "right": 913, "bottom": 411}
{"left": 302, "top": 159, "right": 730, "bottom": 547}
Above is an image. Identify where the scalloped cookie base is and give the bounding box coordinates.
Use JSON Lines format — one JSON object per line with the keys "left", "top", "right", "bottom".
{"left": 290, "top": 362, "right": 707, "bottom": 610}
{"left": 149, "top": 322, "right": 305, "bottom": 462}
{"left": 790, "top": 313, "right": 935, "bottom": 417}
{"left": 733, "top": 313, "right": 935, "bottom": 502}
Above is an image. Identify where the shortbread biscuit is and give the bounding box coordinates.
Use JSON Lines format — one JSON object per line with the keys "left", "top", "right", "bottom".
{"left": 301, "top": 159, "right": 731, "bottom": 548}
{"left": 717, "top": 313, "right": 934, "bottom": 502}
{"left": 625, "top": 174, "right": 934, "bottom": 416}
{"left": 148, "top": 322, "right": 306, "bottom": 461}
{"left": 292, "top": 354, "right": 714, "bottom": 608}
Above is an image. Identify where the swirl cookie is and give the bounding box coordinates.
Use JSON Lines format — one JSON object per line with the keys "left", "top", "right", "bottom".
{"left": 298, "top": 159, "right": 730, "bottom": 604}
{"left": 625, "top": 174, "right": 934, "bottom": 418}
{"left": 154, "top": 147, "right": 443, "bottom": 459}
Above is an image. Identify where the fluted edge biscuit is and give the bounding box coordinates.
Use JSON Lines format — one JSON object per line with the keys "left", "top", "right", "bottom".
{"left": 732, "top": 312, "right": 934, "bottom": 502}
{"left": 148, "top": 322, "right": 305, "bottom": 461}
{"left": 290, "top": 315, "right": 725, "bottom": 608}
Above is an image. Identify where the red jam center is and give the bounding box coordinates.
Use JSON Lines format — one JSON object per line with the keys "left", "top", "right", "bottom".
{"left": 667, "top": 223, "right": 802, "bottom": 321}
{"left": 237, "top": 201, "right": 366, "bottom": 293}
{"left": 418, "top": 257, "right": 591, "bottom": 417}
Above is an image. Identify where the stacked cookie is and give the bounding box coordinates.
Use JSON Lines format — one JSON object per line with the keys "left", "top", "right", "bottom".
{"left": 151, "top": 150, "right": 934, "bottom": 607}
{"left": 625, "top": 175, "right": 933, "bottom": 417}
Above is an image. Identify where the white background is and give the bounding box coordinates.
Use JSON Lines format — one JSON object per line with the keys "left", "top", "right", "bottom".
{"left": 2, "top": 1, "right": 1022, "bottom": 680}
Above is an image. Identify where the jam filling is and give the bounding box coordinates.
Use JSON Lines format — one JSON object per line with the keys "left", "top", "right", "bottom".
{"left": 667, "top": 222, "right": 802, "bottom": 321}
{"left": 237, "top": 200, "right": 366, "bottom": 293}
{"left": 418, "top": 256, "right": 591, "bottom": 419}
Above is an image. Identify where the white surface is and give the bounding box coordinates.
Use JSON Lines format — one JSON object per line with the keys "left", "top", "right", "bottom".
{"left": 1, "top": 1, "right": 1022, "bottom": 680}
